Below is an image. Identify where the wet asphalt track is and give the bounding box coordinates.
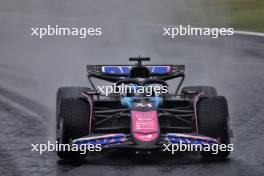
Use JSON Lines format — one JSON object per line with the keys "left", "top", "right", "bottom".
{"left": 1, "top": 1, "right": 264, "bottom": 176}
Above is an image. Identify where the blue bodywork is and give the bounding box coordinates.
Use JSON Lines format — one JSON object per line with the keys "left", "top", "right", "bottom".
{"left": 120, "top": 84, "right": 163, "bottom": 109}
{"left": 102, "top": 66, "right": 171, "bottom": 75}
{"left": 73, "top": 134, "right": 127, "bottom": 146}
{"left": 121, "top": 96, "right": 163, "bottom": 109}
{"left": 165, "top": 133, "right": 218, "bottom": 145}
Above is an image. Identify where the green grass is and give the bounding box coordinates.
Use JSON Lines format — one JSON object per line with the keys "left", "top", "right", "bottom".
{"left": 223, "top": 0, "right": 264, "bottom": 32}
{"left": 170, "top": 0, "right": 264, "bottom": 32}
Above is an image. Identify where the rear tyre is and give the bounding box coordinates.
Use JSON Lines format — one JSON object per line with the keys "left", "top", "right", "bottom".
{"left": 197, "top": 96, "right": 231, "bottom": 158}
{"left": 56, "top": 87, "right": 92, "bottom": 159}
{"left": 181, "top": 86, "right": 217, "bottom": 98}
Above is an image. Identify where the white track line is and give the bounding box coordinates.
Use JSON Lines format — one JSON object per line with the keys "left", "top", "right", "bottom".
{"left": 234, "top": 30, "right": 264, "bottom": 37}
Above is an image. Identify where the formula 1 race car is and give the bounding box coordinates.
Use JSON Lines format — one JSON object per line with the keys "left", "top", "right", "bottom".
{"left": 56, "top": 57, "right": 232, "bottom": 159}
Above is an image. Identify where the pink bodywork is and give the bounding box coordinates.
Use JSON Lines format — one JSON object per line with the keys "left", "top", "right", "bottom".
{"left": 131, "top": 111, "right": 159, "bottom": 142}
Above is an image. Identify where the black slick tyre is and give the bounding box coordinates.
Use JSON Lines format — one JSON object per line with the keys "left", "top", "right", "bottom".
{"left": 56, "top": 87, "right": 92, "bottom": 159}
{"left": 181, "top": 86, "right": 217, "bottom": 98}
{"left": 197, "top": 96, "right": 231, "bottom": 158}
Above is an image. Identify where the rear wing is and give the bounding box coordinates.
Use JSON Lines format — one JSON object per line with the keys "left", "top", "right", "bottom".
{"left": 87, "top": 65, "right": 185, "bottom": 95}
{"left": 87, "top": 65, "right": 185, "bottom": 94}
{"left": 87, "top": 65, "right": 185, "bottom": 76}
